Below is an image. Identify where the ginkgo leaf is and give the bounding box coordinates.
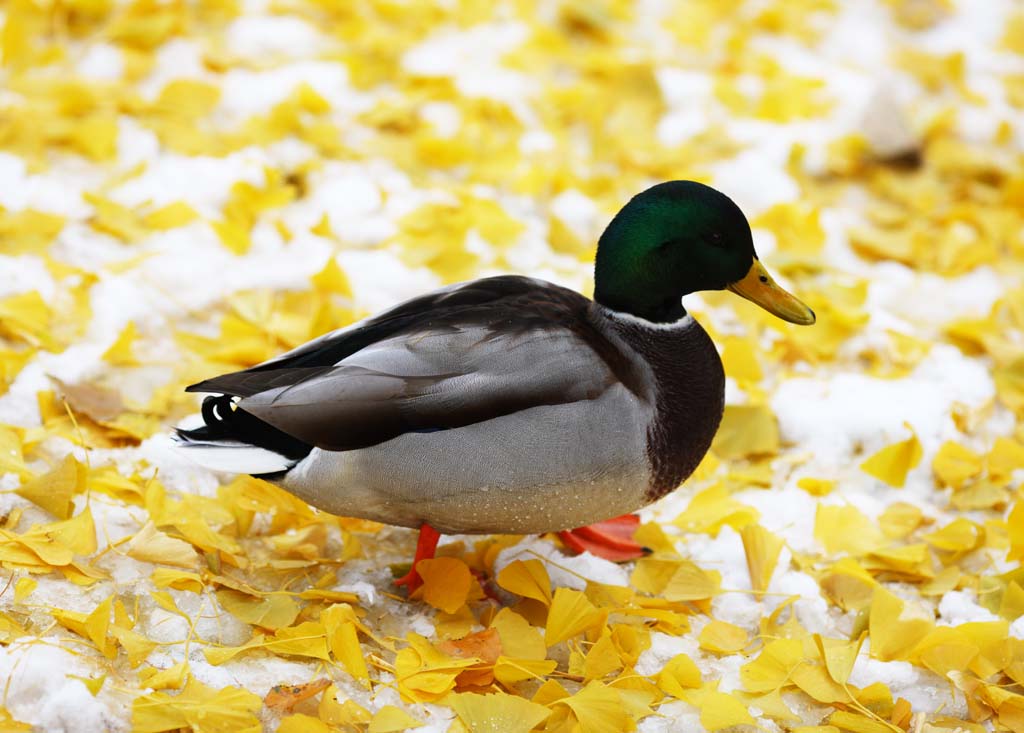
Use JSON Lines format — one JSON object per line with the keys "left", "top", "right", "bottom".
{"left": 932, "top": 440, "right": 983, "bottom": 489}
{"left": 740, "top": 638, "right": 804, "bottom": 693}
{"left": 131, "top": 678, "right": 262, "bottom": 733}
{"left": 545, "top": 588, "right": 600, "bottom": 646}
{"left": 657, "top": 654, "right": 702, "bottom": 698}
{"left": 796, "top": 477, "right": 836, "bottom": 496}
{"left": 111, "top": 626, "right": 158, "bottom": 668}
{"left": 1007, "top": 501, "right": 1024, "bottom": 563}
{"left": 699, "top": 620, "right": 749, "bottom": 655}
{"left": 489, "top": 608, "right": 546, "bottom": 660}
{"left": 16, "top": 455, "right": 84, "bottom": 519}
{"left": 138, "top": 661, "right": 188, "bottom": 691}
{"left": 496, "top": 559, "right": 552, "bottom": 605}
{"left": 449, "top": 692, "right": 550, "bottom": 733}
{"left": 860, "top": 426, "right": 923, "bottom": 487}
{"left": 868, "top": 587, "right": 933, "bottom": 662}
{"left": 13, "top": 577, "right": 35, "bottom": 602}
{"left": 672, "top": 483, "right": 759, "bottom": 536}
{"left": 663, "top": 561, "right": 720, "bottom": 601}
{"left": 322, "top": 604, "right": 369, "bottom": 683}
{"left": 311, "top": 256, "right": 352, "bottom": 296}
{"left": 582, "top": 633, "right": 621, "bottom": 681}
{"left": 711, "top": 404, "right": 780, "bottom": 459}
{"left": 102, "top": 321, "right": 140, "bottom": 366}
{"left": 696, "top": 688, "right": 755, "bottom": 731}
{"left": 417, "top": 557, "right": 473, "bottom": 614}
{"left": 814, "top": 505, "right": 884, "bottom": 556}
{"left": 216, "top": 590, "right": 299, "bottom": 630}
{"left": 151, "top": 568, "right": 204, "bottom": 593}
{"left": 319, "top": 686, "right": 372, "bottom": 727}
{"left": 127, "top": 523, "right": 200, "bottom": 569}
{"left": 367, "top": 705, "right": 423, "bottom": 733}
{"left": 814, "top": 633, "right": 865, "bottom": 685}
{"left": 278, "top": 714, "right": 333, "bottom": 733}
{"left": 741, "top": 524, "right": 784, "bottom": 592}
{"left": 264, "top": 679, "right": 331, "bottom": 712}
{"left": 557, "top": 681, "right": 634, "bottom": 733}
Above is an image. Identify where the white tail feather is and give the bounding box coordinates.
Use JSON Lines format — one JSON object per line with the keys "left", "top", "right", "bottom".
{"left": 174, "top": 439, "right": 297, "bottom": 475}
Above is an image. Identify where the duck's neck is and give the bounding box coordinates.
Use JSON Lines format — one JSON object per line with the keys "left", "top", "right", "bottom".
{"left": 603, "top": 308, "right": 725, "bottom": 501}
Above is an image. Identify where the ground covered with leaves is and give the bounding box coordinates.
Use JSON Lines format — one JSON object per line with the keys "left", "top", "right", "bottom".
{"left": 0, "top": 0, "right": 1023, "bottom": 731}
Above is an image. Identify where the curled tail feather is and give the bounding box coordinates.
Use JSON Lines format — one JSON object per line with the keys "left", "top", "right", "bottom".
{"left": 174, "top": 394, "right": 313, "bottom": 476}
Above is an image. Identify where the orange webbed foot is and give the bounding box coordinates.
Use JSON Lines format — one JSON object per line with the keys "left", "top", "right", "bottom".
{"left": 558, "top": 514, "right": 649, "bottom": 562}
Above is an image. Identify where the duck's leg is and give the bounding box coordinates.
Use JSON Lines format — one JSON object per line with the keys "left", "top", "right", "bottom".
{"left": 394, "top": 523, "right": 441, "bottom": 594}
{"left": 558, "top": 514, "right": 648, "bottom": 562}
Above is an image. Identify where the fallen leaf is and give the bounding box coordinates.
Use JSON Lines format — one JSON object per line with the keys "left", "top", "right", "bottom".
{"left": 264, "top": 679, "right": 331, "bottom": 712}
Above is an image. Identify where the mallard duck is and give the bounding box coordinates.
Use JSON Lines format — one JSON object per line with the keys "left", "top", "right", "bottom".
{"left": 177, "top": 181, "right": 814, "bottom": 591}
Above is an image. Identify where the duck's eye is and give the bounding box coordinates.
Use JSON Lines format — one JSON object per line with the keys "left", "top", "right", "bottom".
{"left": 709, "top": 232, "right": 725, "bottom": 248}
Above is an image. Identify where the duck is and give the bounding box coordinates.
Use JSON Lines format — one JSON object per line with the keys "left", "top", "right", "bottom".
{"left": 176, "top": 180, "right": 815, "bottom": 592}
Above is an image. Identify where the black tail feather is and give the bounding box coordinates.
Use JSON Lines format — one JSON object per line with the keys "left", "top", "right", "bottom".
{"left": 177, "top": 395, "right": 314, "bottom": 462}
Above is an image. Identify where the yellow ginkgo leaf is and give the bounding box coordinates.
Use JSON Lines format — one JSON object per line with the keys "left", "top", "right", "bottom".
{"left": 796, "top": 477, "right": 835, "bottom": 496}
{"left": 496, "top": 559, "right": 552, "bottom": 605}
{"left": 672, "top": 483, "right": 759, "bottom": 536}
{"left": 417, "top": 557, "right": 473, "bottom": 614}
{"left": 311, "top": 256, "right": 353, "bottom": 297}
{"left": 142, "top": 202, "right": 198, "bottom": 230}
{"left": 826, "top": 711, "right": 897, "bottom": 733}
{"left": 16, "top": 454, "right": 84, "bottom": 520}
{"left": 720, "top": 337, "right": 763, "bottom": 383}
{"left": 699, "top": 620, "right": 749, "bottom": 655}
{"left": 868, "top": 587, "right": 933, "bottom": 662}
{"left": 322, "top": 604, "right": 369, "bottom": 683}
{"left": 740, "top": 638, "right": 804, "bottom": 693}
{"left": 126, "top": 522, "right": 199, "bottom": 569}
{"left": 814, "top": 505, "right": 885, "bottom": 557}
{"left": 557, "top": 681, "right": 635, "bottom": 733}
{"left": 657, "top": 653, "right": 702, "bottom": 698}
{"left": 545, "top": 588, "right": 600, "bottom": 647}
{"left": 367, "top": 705, "right": 423, "bottom": 733}
{"left": 278, "top": 714, "right": 332, "bottom": 733}
{"left": 138, "top": 661, "right": 188, "bottom": 691}
{"left": 741, "top": 524, "right": 784, "bottom": 593}
{"left": 697, "top": 688, "right": 755, "bottom": 731}
{"left": 131, "top": 678, "right": 262, "bottom": 733}
{"left": 711, "top": 404, "right": 780, "bottom": 459}
{"left": 13, "top": 577, "right": 35, "bottom": 602}
{"left": 582, "top": 633, "right": 621, "bottom": 681}
{"left": 1007, "top": 501, "right": 1024, "bottom": 563}
{"left": 449, "top": 692, "right": 550, "bottom": 733}
{"left": 489, "top": 608, "right": 546, "bottom": 660}
{"left": 664, "top": 561, "right": 721, "bottom": 602}
{"left": 111, "top": 626, "right": 158, "bottom": 668}
{"left": 932, "top": 440, "right": 983, "bottom": 489}
{"left": 989, "top": 437, "right": 1024, "bottom": 484}
{"left": 814, "top": 633, "right": 865, "bottom": 685}
{"left": 53, "top": 596, "right": 114, "bottom": 659}
{"left": 102, "top": 322, "right": 140, "bottom": 366}
{"left": 860, "top": 425, "right": 923, "bottom": 487}
{"left": 319, "top": 686, "right": 372, "bottom": 728}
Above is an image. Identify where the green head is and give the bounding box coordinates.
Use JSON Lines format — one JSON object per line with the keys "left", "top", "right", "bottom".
{"left": 593, "top": 181, "right": 816, "bottom": 325}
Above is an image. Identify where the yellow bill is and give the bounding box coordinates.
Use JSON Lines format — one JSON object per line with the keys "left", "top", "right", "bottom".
{"left": 727, "top": 260, "right": 816, "bottom": 325}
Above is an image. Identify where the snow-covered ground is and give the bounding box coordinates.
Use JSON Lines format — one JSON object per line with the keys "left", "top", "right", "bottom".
{"left": 0, "top": 0, "right": 1022, "bottom": 731}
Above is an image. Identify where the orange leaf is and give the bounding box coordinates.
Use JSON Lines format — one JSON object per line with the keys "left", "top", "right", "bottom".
{"left": 263, "top": 679, "right": 331, "bottom": 712}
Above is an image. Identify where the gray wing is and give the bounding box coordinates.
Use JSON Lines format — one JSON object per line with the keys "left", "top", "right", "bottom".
{"left": 236, "top": 325, "right": 619, "bottom": 451}
{"left": 186, "top": 277, "right": 643, "bottom": 452}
